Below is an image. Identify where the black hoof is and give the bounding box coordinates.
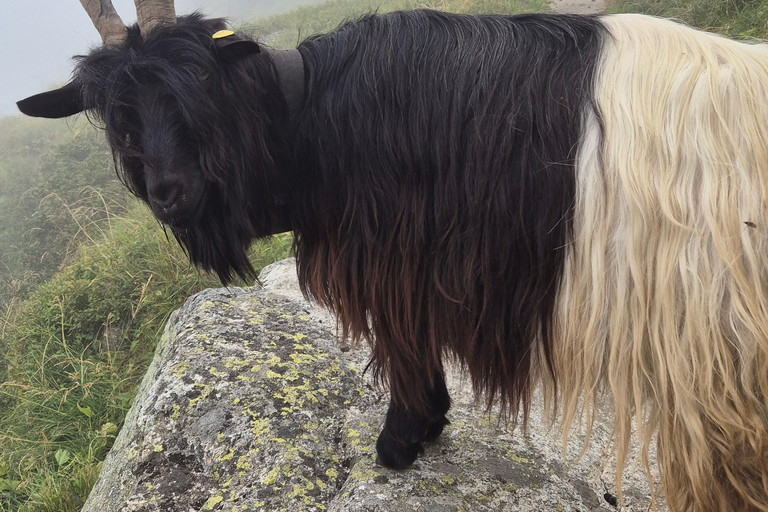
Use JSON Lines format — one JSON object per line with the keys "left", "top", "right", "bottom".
{"left": 375, "top": 371, "right": 451, "bottom": 469}
{"left": 423, "top": 416, "right": 450, "bottom": 443}
{"left": 375, "top": 427, "right": 423, "bottom": 469}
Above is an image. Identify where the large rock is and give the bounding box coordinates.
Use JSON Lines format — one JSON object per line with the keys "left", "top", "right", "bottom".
{"left": 83, "top": 258, "right": 662, "bottom": 511}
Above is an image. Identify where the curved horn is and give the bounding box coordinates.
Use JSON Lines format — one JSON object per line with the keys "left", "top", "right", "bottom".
{"left": 135, "top": 0, "right": 177, "bottom": 37}
{"left": 79, "top": 0, "right": 127, "bottom": 46}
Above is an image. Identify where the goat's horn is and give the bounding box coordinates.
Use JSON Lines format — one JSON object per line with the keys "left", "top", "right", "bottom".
{"left": 135, "top": 0, "right": 177, "bottom": 37}
{"left": 79, "top": 0, "right": 127, "bottom": 46}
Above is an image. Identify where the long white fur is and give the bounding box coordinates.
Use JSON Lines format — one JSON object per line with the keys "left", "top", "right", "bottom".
{"left": 549, "top": 14, "right": 768, "bottom": 511}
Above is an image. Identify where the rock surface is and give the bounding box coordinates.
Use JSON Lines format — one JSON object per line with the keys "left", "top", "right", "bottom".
{"left": 83, "top": 258, "right": 663, "bottom": 511}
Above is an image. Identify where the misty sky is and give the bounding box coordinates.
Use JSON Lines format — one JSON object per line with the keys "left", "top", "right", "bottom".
{"left": 0, "top": 1, "right": 309, "bottom": 118}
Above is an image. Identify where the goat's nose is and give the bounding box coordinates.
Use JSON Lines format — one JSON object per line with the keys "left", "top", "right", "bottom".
{"left": 148, "top": 180, "right": 183, "bottom": 211}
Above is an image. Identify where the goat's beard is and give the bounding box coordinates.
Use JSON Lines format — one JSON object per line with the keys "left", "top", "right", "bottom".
{"left": 170, "top": 204, "right": 257, "bottom": 284}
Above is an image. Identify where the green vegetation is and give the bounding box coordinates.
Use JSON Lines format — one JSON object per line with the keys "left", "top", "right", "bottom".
{"left": 0, "top": 120, "right": 126, "bottom": 305}
{"left": 611, "top": 0, "right": 768, "bottom": 38}
{"left": 244, "top": 0, "right": 549, "bottom": 48}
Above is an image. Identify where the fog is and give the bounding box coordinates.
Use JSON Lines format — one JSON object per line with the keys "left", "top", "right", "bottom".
{"left": 0, "top": 0, "right": 320, "bottom": 118}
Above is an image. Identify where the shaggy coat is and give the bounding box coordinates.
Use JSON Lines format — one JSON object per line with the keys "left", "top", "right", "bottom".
{"left": 18, "top": 10, "right": 768, "bottom": 512}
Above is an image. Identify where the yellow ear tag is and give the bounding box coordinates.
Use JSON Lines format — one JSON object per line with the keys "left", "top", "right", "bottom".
{"left": 212, "top": 30, "right": 235, "bottom": 39}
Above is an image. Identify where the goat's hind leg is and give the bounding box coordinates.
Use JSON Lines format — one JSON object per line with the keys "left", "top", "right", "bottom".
{"left": 375, "top": 371, "right": 451, "bottom": 469}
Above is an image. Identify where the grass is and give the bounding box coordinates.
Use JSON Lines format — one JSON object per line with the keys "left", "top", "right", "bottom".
{"left": 610, "top": 0, "right": 768, "bottom": 39}
{"left": 244, "top": 0, "right": 549, "bottom": 48}
{"left": 0, "top": 203, "right": 291, "bottom": 511}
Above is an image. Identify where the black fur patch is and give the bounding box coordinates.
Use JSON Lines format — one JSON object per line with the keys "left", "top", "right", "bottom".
{"left": 291, "top": 11, "right": 605, "bottom": 419}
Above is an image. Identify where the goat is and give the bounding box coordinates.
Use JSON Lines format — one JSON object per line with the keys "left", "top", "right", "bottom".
{"left": 18, "top": 2, "right": 768, "bottom": 510}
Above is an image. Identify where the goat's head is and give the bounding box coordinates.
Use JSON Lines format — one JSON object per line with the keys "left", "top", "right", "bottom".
{"left": 18, "top": 1, "right": 290, "bottom": 283}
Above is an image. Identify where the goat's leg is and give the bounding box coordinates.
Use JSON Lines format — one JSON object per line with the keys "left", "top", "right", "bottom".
{"left": 375, "top": 370, "right": 451, "bottom": 469}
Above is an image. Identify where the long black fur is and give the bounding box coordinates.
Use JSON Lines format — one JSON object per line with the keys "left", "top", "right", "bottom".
{"left": 291, "top": 11, "right": 604, "bottom": 462}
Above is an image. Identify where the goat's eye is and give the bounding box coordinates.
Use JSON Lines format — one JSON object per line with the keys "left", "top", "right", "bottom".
{"left": 200, "top": 73, "right": 210, "bottom": 81}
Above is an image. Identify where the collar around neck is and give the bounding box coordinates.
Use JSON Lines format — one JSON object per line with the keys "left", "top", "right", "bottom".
{"left": 265, "top": 49, "right": 305, "bottom": 122}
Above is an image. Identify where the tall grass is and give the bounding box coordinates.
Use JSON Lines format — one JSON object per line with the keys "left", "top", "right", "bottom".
{"left": 0, "top": 122, "right": 126, "bottom": 305}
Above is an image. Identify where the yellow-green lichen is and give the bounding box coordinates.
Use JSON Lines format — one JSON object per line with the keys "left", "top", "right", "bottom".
{"left": 201, "top": 494, "right": 223, "bottom": 510}
{"left": 477, "top": 492, "right": 491, "bottom": 502}
{"left": 236, "top": 454, "right": 251, "bottom": 471}
{"left": 170, "top": 361, "right": 189, "bottom": 378}
{"left": 188, "top": 383, "right": 214, "bottom": 408}
{"left": 218, "top": 448, "right": 235, "bottom": 462}
{"left": 289, "top": 352, "right": 317, "bottom": 364}
{"left": 250, "top": 417, "right": 270, "bottom": 438}
{"left": 225, "top": 358, "right": 250, "bottom": 371}
{"left": 349, "top": 466, "right": 378, "bottom": 482}
{"left": 264, "top": 466, "right": 281, "bottom": 486}
{"left": 347, "top": 428, "right": 362, "bottom": 448}
{"left": 264, "top": 355, "right": 282, "bottom": 365}
{"left": 507, "top": 451, "right": 530, "bottom": 464}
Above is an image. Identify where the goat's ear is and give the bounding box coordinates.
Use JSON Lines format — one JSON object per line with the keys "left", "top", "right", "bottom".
{"left": 213, "top": 31, "right": 260, "bottom": 63}
{"left": 17, "top": 81, "right": 85, "bottom": 119}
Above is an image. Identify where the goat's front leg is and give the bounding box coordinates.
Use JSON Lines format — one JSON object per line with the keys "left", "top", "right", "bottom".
{"left": 375, "top": 369, "right": 451, "bottom": 469}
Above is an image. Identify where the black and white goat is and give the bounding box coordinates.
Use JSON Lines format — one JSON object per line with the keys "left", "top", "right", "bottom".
{"left": 19, "top": 2, "right": 768, "bottom": 510}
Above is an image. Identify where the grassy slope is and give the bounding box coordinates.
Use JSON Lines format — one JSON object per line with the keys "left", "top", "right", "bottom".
{"left": 610, "top": 0, "right": 768, "bottom": 38}
{"left": 0, "top": 120, "right": 127, "bottom": 305}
